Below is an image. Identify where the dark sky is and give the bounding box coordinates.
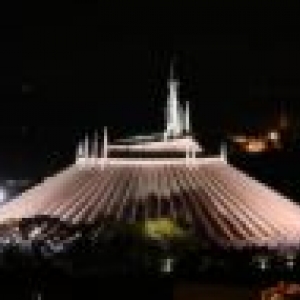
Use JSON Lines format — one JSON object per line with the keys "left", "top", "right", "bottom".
{"left": 3, "top": 2, "right": 300, "bottom": 176}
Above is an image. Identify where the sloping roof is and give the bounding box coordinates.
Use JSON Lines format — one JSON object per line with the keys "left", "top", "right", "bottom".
{"left": 1, "top": 159, "right": 300, "bottom": 248}
{"left": 1, "top": 67, "right": 300, "bottom": 248}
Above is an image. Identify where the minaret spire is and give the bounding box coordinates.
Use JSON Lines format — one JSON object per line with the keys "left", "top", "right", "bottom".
{"left": 84, "top": 133, "right": 90, "bottom": 159}
{"left": 185, "top": 101, "right": 191, "bottom": 134}
{"left": 102, "top": 127, "right": 108, "bottom": 160}
{"left": 164, "top": 58, "right": 183, "bottom": 139}
{"left": 92, "top": 130, "right": 99, "bottom": 158}
{"left": 76, "top": 141, "right": 84, "bottom": 161}
{"left": 220, "top": 141, "right": 228, "bottom": 163}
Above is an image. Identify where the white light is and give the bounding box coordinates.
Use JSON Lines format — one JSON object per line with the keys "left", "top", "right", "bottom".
{"left": 268, "top": 131, "right": 280, "bottom": 142}
{"left": 0, "top": 187, "right": 7, "bottom": 203}
{"left": 255, "top": 256, "right": 268, "bottom": 271}
{"left": 161, "top": 257, "right": 174, "bottom": 274}
{"left": 287, "top": 260, "right": 295, "bottom": 269}
{"left": 286, "top": 254, "right": 296, "bottom": 269}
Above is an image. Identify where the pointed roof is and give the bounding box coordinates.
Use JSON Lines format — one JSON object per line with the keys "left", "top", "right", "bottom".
{"left": 1, "top": 159, "right": 300, "bottom": 248}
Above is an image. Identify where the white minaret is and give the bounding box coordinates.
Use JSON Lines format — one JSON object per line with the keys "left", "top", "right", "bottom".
{"left": 164, "top": 62, "right": 183, "bottom": 139}
{"left": 220, "top": 141, "right": 228, "bottom": 163}
{"left": 76, "top": 135, "right": 89, "bottom": 166}
{"left": 76, "top": 142, "right": 84, "bottom": 161}
{"left": 102, "top": 127, "right": 108, "bottom": 160}
{"left": 184, "top": 101, "right": 191, "bottom": 134}
{"left": 92, "top": 130, "right": 99, "bottom": 158}
{"left": 84, "top": 134, "right": 90, "bottom": 159}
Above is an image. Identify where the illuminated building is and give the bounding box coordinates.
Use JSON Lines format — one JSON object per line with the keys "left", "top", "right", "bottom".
{"left": 232, "top": 130, "right": 282, "bottom": 153}
{"left": 0, "top": 66, "right": 300, "bottom": 249}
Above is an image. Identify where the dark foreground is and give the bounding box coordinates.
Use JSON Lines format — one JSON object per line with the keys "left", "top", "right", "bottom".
{"left": 0, "top": 276, "right": 262, "bottom": 300}
{"left": 175, "top": 283, "right": 258, "bottom": 300}
{"left": 1, "top": 266, "right": 299, "bottom": 300}
{"left": 5, "top": 277, "right": 299, "bottom": 300}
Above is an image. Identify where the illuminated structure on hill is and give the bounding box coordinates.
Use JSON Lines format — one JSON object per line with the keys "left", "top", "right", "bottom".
{"left": 0, "top": 65, "right": 300, "bottom": 249}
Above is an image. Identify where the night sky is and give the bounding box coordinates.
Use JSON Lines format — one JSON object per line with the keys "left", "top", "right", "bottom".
{"left": 4, "top": 2, "right": 300, "bottom": 177}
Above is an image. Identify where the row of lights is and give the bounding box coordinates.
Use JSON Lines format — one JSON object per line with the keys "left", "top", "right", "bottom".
{"left": 255, "top": 254, "right": 297, "bottom": 271}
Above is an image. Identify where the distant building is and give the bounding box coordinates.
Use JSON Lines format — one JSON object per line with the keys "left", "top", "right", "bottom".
{"left": 0, "top": 65, "right": 300, "bottom": 249}
{"left": 231, "top": 129, "right": 283, "bottom": 153}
